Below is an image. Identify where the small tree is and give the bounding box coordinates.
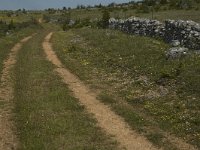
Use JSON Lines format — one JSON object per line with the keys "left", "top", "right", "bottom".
{"left": 43, "top": 14, "right": 50, "bottom": 22}
{"left": 22, "top": 8, "right": 26, "bottom": 14}
{"left": 62, "top": 12, "right": 71, "bottom": 31}
{"left": 97, "top": 3, "right": 103, "bottom": 8}
{"left": 62, "top": 23, "right": 68, "bottom": 31}
{"left": 63, "top": 7, "right": 67, "bottom": 11}
{"left": 8, "top": 20, "right": 15, "bottom": 30}
{"left": 7, "top": 12, "right": 12, "bottom": 17}
{"left": 101, "top": 9, "right": 110, "bottom": 28}
{"left": 160, "top": 0, "right": 168, "bottom": 4}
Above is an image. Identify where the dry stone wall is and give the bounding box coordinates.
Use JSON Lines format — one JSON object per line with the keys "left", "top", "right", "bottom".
{"left": 109, "top": 17, "right": 200, "bottom": 50}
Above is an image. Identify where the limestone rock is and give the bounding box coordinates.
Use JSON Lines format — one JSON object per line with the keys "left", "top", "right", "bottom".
{"left": 166, "top": 47, "right": 188, "bottom": 59}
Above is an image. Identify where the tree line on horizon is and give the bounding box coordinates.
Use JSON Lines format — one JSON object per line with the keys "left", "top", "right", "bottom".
{"left": 42, "top": 0, "right": 200, "bottom": 16}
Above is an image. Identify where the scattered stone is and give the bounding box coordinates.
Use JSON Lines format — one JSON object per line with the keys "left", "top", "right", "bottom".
{"left": 159, "top": 86, "right": 169, "bottom": 96}
{"left": 171, "top": 40, "right": 180, "bottom": 47}
{"left": 145, "top": 90, "right": 160, "bottom": 99}
{"left": 166, "top": 47, "right": 188, "bottom": 59}
{"left": 194, "top": 50, "right": 200, "bottom": 54}
{"left": 68, "top": 20, "right": 75, "bottom": 26}
{"left": 137, "top": 75, "right": 148, "bottom": 85}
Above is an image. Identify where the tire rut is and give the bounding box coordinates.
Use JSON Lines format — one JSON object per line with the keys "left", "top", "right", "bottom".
{"left": 43, "top": 32, "right": 157, "bottom": 150}
{"left": 0, "top": 34, "right": 35, "bottom": 150}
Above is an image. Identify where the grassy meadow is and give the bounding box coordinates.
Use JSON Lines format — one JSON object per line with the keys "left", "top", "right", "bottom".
{"left": 0, "top": 26, "right": 41, "bottom": 79}
{"left": 0, "top": 1, "right": 200, "bottom": 149}
{"left": 51, "top": 28, "right": 200, "bottom": 149}
{"left": 45, "top": 7, "right": 200, "bottom": 23}
{"left": 0, "top": 11, "right": 43, "bottom": 23}
{"left": 13, "top": 29, "right": 119, "bottom": 150}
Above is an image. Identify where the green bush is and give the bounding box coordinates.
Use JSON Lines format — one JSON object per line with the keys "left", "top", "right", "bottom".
{"left": 43, "top": 14, "right": 50, "bottom": 23}
{"left": 136, "top": 5, "right": 150, "bottom": 13}
{"left": 101, "top": 9, "right": 110, "bottom": 28}
{"left": 0, "top": 19, "right": 40, "bottom": 37}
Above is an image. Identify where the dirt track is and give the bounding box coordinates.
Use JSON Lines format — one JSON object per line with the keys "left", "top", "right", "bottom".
{"left": 0, "top": 35, "right": 34, "bottom": 150}
{"left": 43, "top": 32, "right": 158, "bottom": 150}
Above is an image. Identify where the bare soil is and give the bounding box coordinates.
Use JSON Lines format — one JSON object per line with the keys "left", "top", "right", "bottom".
{"left": 0, "top": 35, "right": 34, "bottom": 150}
{"left": 43, "top": 32, "right": 158, "bottom": 150}
{"left": 38, "top": 18, "right": 43, "bottom": 24}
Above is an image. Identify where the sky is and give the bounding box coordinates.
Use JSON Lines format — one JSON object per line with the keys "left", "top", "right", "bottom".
{"left": 0, "top": 0, "right": 138, "bottom": 10}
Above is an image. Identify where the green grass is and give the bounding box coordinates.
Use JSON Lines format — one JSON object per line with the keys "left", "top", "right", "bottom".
{"left": 47, "top": 7, "right": 200, "bottom": 23}
{"left": 51, "top": 28, "right": 200, "bottom": 149}
{"left": 1, "top": 7, "right": 199, "bottom": 150}
{"left": 0, "top": 12, "right": 43, "bottom": 23}
{"left": 112, "top": 8, "right": 200, "bottom": 23}
{"left": 0, "top": 26, "right": 40, "bottom": 80}
{"left": 13, "top": 29, "right": 119, "bottom": 150}
{"left": 137, "top": 9, "right": 200, "bottom": 23}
